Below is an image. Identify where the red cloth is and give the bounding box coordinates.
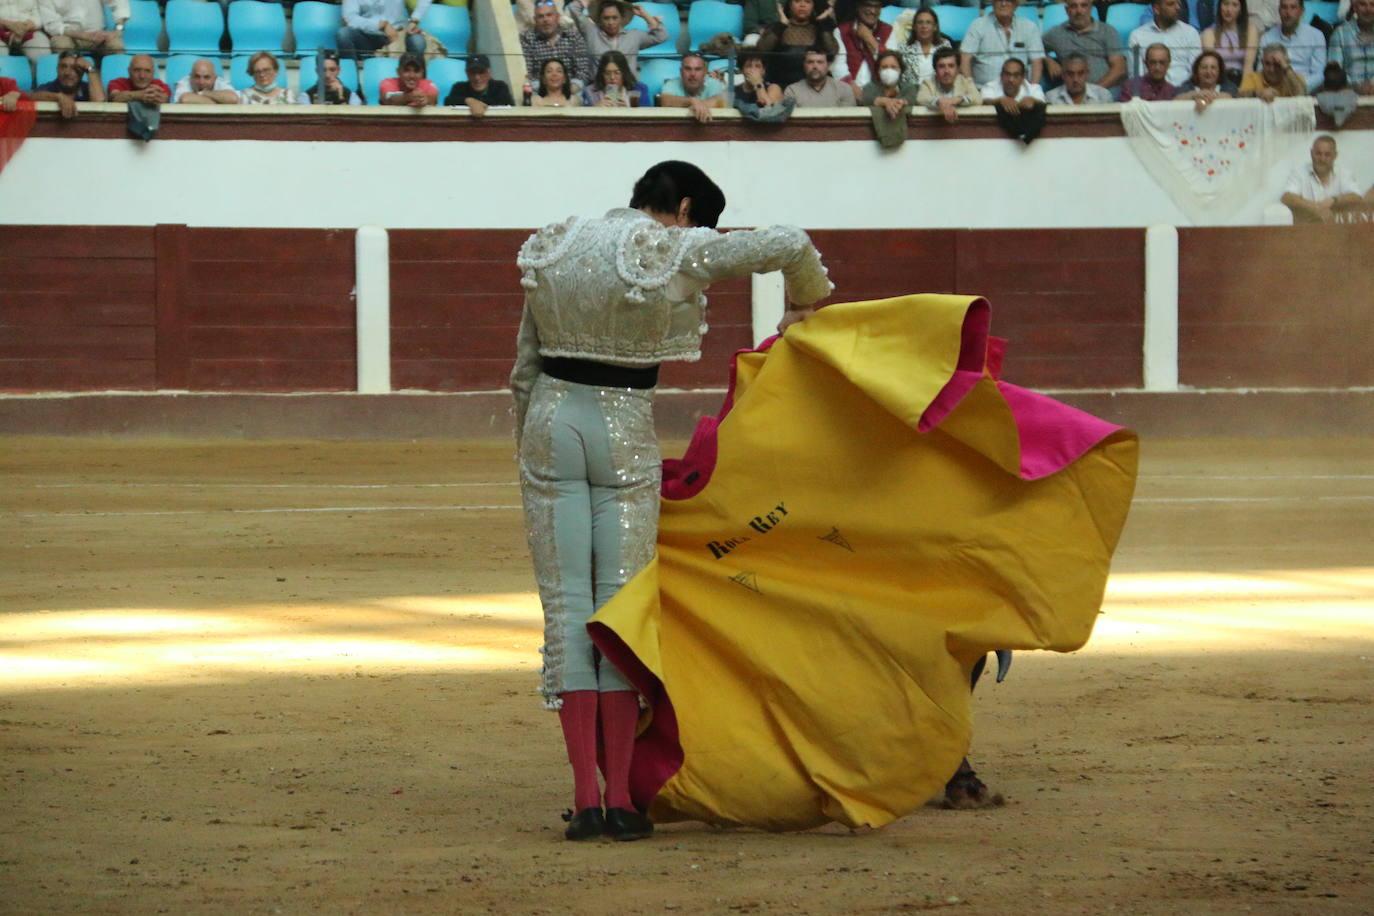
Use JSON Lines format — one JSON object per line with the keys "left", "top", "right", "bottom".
{"left": 0, "top": 80, "right": 35, "bottom": 177}
{"left": 838, "top": 19, "right": 892, "bottom": 81}
{"left": 378, "top": 77, "right": 438, "bottom": 101}
{"left": 106, "top": 77, "right": 172, "bottom": 96}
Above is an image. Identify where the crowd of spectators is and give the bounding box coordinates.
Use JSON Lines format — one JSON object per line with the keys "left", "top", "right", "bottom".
{"left": 1, "top": 0, "right": 1371, "bottom": 123}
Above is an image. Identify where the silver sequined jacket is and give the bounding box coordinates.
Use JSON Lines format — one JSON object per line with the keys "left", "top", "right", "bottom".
{"left": 511, "top": 208, "right": 832, "bottom": 436}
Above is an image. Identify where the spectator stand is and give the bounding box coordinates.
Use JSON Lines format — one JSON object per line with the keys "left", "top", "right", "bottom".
{"left": 1, "top": 55, "right": 32, "bottom": 90}
{"left": 35, "top": 54, "right": 60, "bottom": 88}
{"left": 164, "top": 54, "right": 202, "bottom": 92}
{"left": 361, "top": 57, "right": 399, "bottom": 105}
{"left": 687, "top": 1, "right": 743, "bottom": 52}
{"left": 929, "top": 5, "right": 980, "bottom": 44}
{"left": 99, "top": 54, "right": 135, "bottom": 86}
{"left": 291, "top": 1, "right": 342, "bottom": 56}
{"left": 631, "top": 2, "right": 683, "bottom": 57}
{"left": 105, "top": 0, "right": 163, "bottom": 58}
{"left": 420, "top": 5, "right": 472, "bottom": 57}
{"left": 165, "top": 0, "right": 228, "bottom": 58}
{"left": 428, "top": 57, "right": 468, "bottom": 103}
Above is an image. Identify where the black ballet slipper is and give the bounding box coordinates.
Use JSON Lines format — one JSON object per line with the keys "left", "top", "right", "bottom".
{"left": 604, "top": 807, "right": 654, "bottom": 841}
{"left": 561, "top": 807, "right": 605, "bottom": 840}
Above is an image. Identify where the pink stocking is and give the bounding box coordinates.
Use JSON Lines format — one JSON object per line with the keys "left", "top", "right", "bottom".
{"left": 557, "top": 690, "right": 602, "bottom": 811}
{"left": 598, "top": 690, "right": 639, "bottom": 811}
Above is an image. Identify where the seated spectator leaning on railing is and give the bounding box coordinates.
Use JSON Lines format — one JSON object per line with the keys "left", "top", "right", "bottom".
{"left": 31, "top": 49, "right": 104, "bottom": 119}
{"left": 1281, "top": 134, "right": 1364, "bottom": 222}
{"left": 783, "top": 45, "right": 855, "bottom": 107}
{"left": 444, "top": 54, "right": 514, "bottom": 116}
{"left": 1046, "top": 52, "right": 1115, "bottom": 103}
{"left": 837, "top": 0, "right": 893, "bottom": 91}
{"left": 1120, "top": 42, "right": 1179, "bottom": 98}
{"left": 917, "top": 45, "right": 980, "bottom": 122}
{"left": 757, "top": 0, "right": 840, "bottom": 89}
{"left": 961, "top": 0, "right": 1045, "bottom": 89}
{"left": 310, "top": 52, "right": 362, "bottom": 105}
{"left": 523, "top": 0, "right": 594, "bottom": 94}
{"left": 173, "top": 58, "right": 238, "bottom": 105}
{"left": 1239, "top": 42, "right": 1308, "bottom": 97}
{"left": 1175, "top": 48, "right": 1236, "bottom": 109}
{"left": 983, "top": 56, "right": 1046, "bottom": 144}
{"left": 1261, "top": 0, "right": 1327, "bottom": 91}
{"left": 736, "top": 50, "right": 785, "bottom": 106}
{"left": 338, "top": 0, "right": 430, "bottom": 61}
{"left": 107, "top": 53, "right": 169, "bottom": 104}
{"left": 1128, "top": 0, "right": 1202, "bottom": 85}
{"left": 379, "top": 51, "right": 438, "bottom": 106}
{"left": 42, "top": 0, "right": 125, "bottom": 55}
{"left": 1, "top": 0, "right": 52, "bottom": 63}
{"left": 657, "top": 52, "right": 727, "bottom": 123}
{"left": 567, "top": 0, "right": 666, "bottom": 86}
{"left": 1042, "top": 0, "right": 1126, "bottom": 94}
{"left": 239, "top": 51, "right": 306, "bottom": 105}
{"left": 1328, "top": 0, "right": 1374, "bottom": 95}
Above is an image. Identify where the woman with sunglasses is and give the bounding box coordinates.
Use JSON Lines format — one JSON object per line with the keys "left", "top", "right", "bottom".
{"left": 512, "top": 160, "right": 830, "bottom": 842}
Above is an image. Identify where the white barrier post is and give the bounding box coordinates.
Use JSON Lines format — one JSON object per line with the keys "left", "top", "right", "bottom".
{"left": 751, "top": 271, "right": 785, "bottom": 347}
{"left": 1143, "top": 224, "right": 1180, "bottom": 392}
{"left": 355, "top": 226, "right": 391, "bottom": 394}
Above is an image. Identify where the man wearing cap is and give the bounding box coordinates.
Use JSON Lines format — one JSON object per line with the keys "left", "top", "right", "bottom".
{"left": 379, "top": 51, "right": 438, "bottom": 106}
{"left": 338, "top": 0, "right": 432, "bottom": 61}
{"left": 521, "top": 0, "right": 595, "bottom": 92}
{"left": 837, "top": 0, "right": 893, "bottom": 88}
{"left": 567, "top": 0, "right": 667, "bottom": 82}
{"left": 443, "top": 54, "right": 515, "bottom": 116}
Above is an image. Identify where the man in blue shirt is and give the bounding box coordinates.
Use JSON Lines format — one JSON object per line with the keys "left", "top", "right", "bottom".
{"left": 337, "top": 0, "right": 432, "bottom": 60}
{"left": 1261, "top": 0, "right": 1328, "bottom": 90}
{"left": 656, "top": 52, "right": 726, "bottom": 122}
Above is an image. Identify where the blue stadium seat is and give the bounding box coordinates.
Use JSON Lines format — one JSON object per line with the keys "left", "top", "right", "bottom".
{"left": 636, "top": 2, "right": 682, "bottom": 58}
{"left": 299, "top": 53, "right": 359, "bottom": 94}
{"left": 229, "top": 52, "right": 288, "bottom": 89}
{"left": 0, "top": 55, "right": 32, "bottom": 90}
{"left": 361, "top": 56, "right": 399, "bottom": 105}
{"left": 1306, "top": 1, "right": 1339, "bottom": 22}
{"left": 35, "top": 53, "right": 59, "bottom": 89}
{"left": 166, "top": 0, "right": 226, "bottom": 56}
{"left": 1015, "top": 4, "right": 1041, "bottom": 25}
{"left": 419, "top": 5, "right": 471, "bottom": 55}
{"left": 931, "top": 5, "right": 980, "bottom": 43}
{"left": 687, "top": 1, "right": 743, "bottom": 51}
{"left": 105, "top": 0, "right": 163, "bottom": 57}
{"left": 228, "top": 0, "right": 287, "bottom": 54}
{"left": 291, "top": 2, "right": 341, "bottom": 55}
{"left": 1106, "top": 3, "right": 1151, "bottom": 48}
{"left": 163, "top": 53, "right": 202, "bottom": 91}
{"left": 100, "top": 53, "right": 134, "bottom": 86}
{"left": 427, "top": 56, "right": 467, "bottom": 102}
{"left": 1040, "top": 2, "right": 1098, "bottom": 32}
{"left": 879, "top": 6, "right": 903, "bottom": 26}
{"left": 638, "top": 56, "right": 679, "bottom": 99}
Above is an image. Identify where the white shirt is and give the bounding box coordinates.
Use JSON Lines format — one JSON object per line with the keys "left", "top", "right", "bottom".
{"left": 38, "top": 0, "right": 128, "bottom": 36}
{"left": 1284, "top": 164, "right": 1362, "bottom": 201}
{"left": 172, "top": 75, "right": 235, "bottom": 103}
{"left": 980, "top": 78, "right": 1046, "bottom": 104}
{"left": 1045, "top": 83, "right": 1113, "bottom": 105}
{"left": 1127, "top": 18, "right": 1202, "bottom": 86}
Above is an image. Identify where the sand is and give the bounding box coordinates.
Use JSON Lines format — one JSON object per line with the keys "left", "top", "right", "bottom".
{"left": 2, "top": 438, "right": 1371, "bottom": 915}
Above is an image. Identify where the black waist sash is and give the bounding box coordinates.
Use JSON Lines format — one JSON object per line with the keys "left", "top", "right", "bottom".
{"left": 541, "top": 357, "right": 660, "bottom": 390}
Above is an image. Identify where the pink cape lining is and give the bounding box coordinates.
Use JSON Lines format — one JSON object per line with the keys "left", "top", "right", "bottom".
{"left": 593, "top": 301, "right": 1127, "bottom": 812}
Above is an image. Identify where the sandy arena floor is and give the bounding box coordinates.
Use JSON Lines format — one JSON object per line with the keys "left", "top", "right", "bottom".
{"left": 1, "top": 437, "right": 1372, "bottom": 915}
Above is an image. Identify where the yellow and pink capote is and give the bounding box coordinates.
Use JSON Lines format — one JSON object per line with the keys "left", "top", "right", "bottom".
{"left": 589, "top": 294, "right": 1139, "bottom": 831}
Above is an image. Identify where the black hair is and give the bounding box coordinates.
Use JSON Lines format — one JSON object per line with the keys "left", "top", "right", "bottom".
{"left": 398, "top": 52, "right": 426, "bottom": 75}
{"left": 804, "top": 44, "right": 835, "bottom": 63}
{"left": 629, "top": 161, "right": 726, "bottom": 229}
{"left": 932, "top": 45, "right": 958, "bottom": 67}
{"left": 594, "top": 50, "right": 635, "bottom": 90}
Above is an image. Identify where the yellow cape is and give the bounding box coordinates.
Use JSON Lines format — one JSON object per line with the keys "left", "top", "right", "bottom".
{"left": 590, "top": 294, "right": 1138, "bottom": 830}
